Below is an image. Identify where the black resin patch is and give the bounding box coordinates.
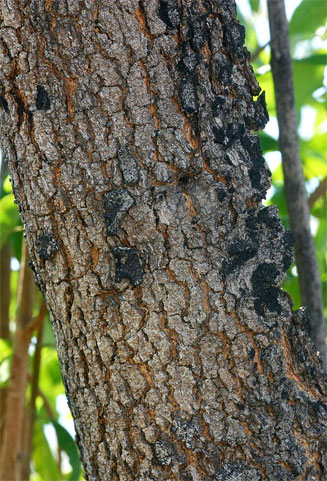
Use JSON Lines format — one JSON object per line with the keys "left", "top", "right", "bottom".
{"left": 158, "top": 0, "right": 181, "bottom": 29}
{"left": 28, "top": 260, "right": 43, "bottom": 292}
{"left": 226, "top": 239, "right": 258, "bottom": 274}
{"left": 104, "top": 189, "right": 134, "bottom": 236}
{"left": 36, "top": 233, "right": 59, "bottom": 260}
{"left": 255, "top": 91, "right": 269, "bottom": 127}
{"left": 36, "top": 85, "right": 51, "bottom": 111}
{"left": 112, "top": 247, "right": 143, "bottom": 287}
{"left": 224, "top": 22, "right": 246, "bottom": 52}
{"left": 252, "top": 262, "right": 282, "bottom": 315}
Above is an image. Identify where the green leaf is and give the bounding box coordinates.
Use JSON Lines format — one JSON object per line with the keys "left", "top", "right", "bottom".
{"left": 271, "top": 162, "right": 284, "bottom": 183}
{"left": 8, "top": 229, "right": 23, "bottom": 262}
{"left": 0, "top": 339, "right": 13, "bottom": 363}
{"left": 289, "top": 0, "right": 327, "bottom": 38}
{"left": 9, "top": 270, "right": 19, "bottom": 322}
{"left": 302, "top": 154, "right": 327, "bottom": 179}
{"left": 256, "top": 70, "right": 276, "bottom": 114}
{"left": 52, "top": 420, "right": 81, "bottom": 481}
{"left": 283, "top": 265, "right": 302, "bottom": 310}
{"left": 39, "top": 347, "right": 66, "bottom": 410}
{"left": 294, "top": 54, "right": 327, "bottom": 65}
{"left": 259, "top": 131, "right": 279, "bottom": 153}
{"left": 0, "top": 194, "right": 21, "bottom": 248}
{"left": 3, "top": 176, "right": 12, "bottom": 194}
{"left": 249, "top": 0, "right": 260, "bottom": 12}
{"left": 293, "top": 61, "right": 325, "bottom": 109}
{"left": 42, "top": 314, "right": 57, "bottom": 349}
{"left": 266, "top": 183, "right": 289, "bottom": 226}
{"left": 32, "top": 420, "right": 60, "bottom": 481}
{"left": 314, "top": 214, "right": 327, "bottom": 314}
{"left": 0, "top": 359, "right": 11, "bottom": 386}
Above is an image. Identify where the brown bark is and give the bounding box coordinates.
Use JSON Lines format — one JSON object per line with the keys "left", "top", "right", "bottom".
{"left": 267, "top": 0, "right": 326, "bottom": 367}
{"left": 1, "top": 1, "right": 326, "bottom": 480}
{"left": 308, "top": 177, "right": 327, "bottom": 211}
{"left": 0, "top": 241, "right": 11, "bottom": 340}
{"left": 20, "top": 302, "right": 47, "bottom": 481}
{"left": 0, "top": 241, "right": 11, "bottom": 449}
{"left": 0, "top": 242, "right": 35, "bottom": 481}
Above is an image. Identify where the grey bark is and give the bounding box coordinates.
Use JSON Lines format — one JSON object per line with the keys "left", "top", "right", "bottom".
{"left": 1, "top": 1, "right": 327, "bottom": 480}
{"left": 267, "top": 0, "right": 327, "bottom": 368}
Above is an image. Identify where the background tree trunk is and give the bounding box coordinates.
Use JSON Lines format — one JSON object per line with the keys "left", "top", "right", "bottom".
{"left": 267, "top": 0, "right": 326, "bottom": 367}
{"left": 1, "top": 1, "right": 326, "bottom": 480}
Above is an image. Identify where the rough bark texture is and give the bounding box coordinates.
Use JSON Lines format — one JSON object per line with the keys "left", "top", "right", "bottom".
{"left": 0, "top": 1, "right": 326, "bottom": 480}
{"left": 267, "top": 0, "right": 326, "bottom": 368}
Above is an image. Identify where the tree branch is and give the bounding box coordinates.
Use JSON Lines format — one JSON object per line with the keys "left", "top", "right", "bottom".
{"left": 308, "top": 177, "right": 327, "bottom": 211}
{"left": 267, "top": 0, "right": 326, "bottom": 367}
{"left": 0, "top": 242, "right": 36, "bottom": 481}
{"left": 20, "top": 304, "right": 47, "bottom": 481}
{"left": 250, "top": 41, "right": 270, "bottom": 62}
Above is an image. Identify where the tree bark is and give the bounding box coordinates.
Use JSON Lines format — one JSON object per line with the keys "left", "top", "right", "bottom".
{"left": 0, "top": 241, "right": 11, "bottom": 340}
{"left": 267, "top": 0, "right": 326, "bottom": 367}
{"left": 1, "top": 1, "right": 326, "bottom": 480}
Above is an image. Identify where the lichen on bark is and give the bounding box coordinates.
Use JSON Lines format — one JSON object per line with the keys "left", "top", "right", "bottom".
{"left": 0, "top": 1, "right": 326, "bottom": 480}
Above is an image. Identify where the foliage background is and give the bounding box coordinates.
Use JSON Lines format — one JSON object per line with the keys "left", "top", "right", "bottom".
{"left": 0, "top": 0, "right": 326, "bottom": 479}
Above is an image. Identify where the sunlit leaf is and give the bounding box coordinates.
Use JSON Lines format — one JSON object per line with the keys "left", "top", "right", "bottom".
{"left": 256, "top": 70, "right": 276, "bottom": 114}
{"left": 0, "top": 194, "right": 20, "bottom": 248}
{"left": 38, "top": 348, "right": 66, "bottom": 410}
{"left": 9, "top": 270, "right": 19, "bottom": 324}
{"left": 42, "top": 315, "right": 56, "bottom": 349}
{"left": 302, "top": 153, "right": 327, "bottom": 179}
{"left": 52, "top": 420, "right": 81, "bottom": 481}
{"left": 0, "top": 339, "right": 13, "bottom": 362}
{"left": 293, "top": 61, "right": 325, "bottom": 110}
{"left": 32, "top": 420, "right": 60, "bottom": 481}
{"left": 311, "top": 192, "right": 326, "bottom": 218}
{"left": 289, "top": 0, "right": 327, "bottom": 38}
{"left": 3, "top": 175, "right": 12, "bottom": 194}
{"left": 283, "top": 265, "right": 301, "bottom": 310}
{"left": 314, "top": 215, "right": 327, "bottom": 315}
{"left": 249, "top": 0, "right": 260, "bottom": 13}
{"left": 0, "top": 359, "right": 11, "bottom": 386}
{"left": 271, "top": 163, "right": 284, "bottom": 183}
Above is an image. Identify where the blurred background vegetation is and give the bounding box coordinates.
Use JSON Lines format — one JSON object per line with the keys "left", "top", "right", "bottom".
{"left": 0, "top": 0, "right": 326, "bottom": 479}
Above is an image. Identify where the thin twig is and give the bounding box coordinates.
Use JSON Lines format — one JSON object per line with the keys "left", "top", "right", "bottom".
{"left": 250, "top": 40, "right": 270, "bottom": 62}
{"left": 308, "top": 177, "right": 327, "bottom": 210}
{"left": 20, "top": 304, "right": 47, "bottom": 481}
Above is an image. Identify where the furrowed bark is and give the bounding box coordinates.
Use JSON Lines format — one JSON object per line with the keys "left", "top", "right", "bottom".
{"left": 1, "top": 1, "right": 326, "bottom": 480}
{"left": 267, "top": 0, "right": 326, "bottom": 368}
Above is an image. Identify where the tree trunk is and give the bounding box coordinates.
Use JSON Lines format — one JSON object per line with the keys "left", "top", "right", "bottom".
{"left": 1, "top": 1, "right": 326, "bottom": 480}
